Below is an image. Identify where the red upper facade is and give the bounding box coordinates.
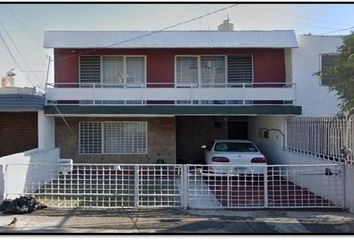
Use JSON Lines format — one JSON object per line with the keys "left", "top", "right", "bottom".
{"left": 44, "top": 31, "right": 298, "bottom": 109}
{"left": 54, "top": 48, "right": 286, "bottom": 85}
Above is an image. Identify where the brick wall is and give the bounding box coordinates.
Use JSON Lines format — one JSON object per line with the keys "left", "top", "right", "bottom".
{"left": 0, "top": 112, "right": 38, "bottom": 157}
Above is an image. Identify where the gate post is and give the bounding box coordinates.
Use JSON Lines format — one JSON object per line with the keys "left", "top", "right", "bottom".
{"left": 2, "top": 164, "right": 8, "bottom": 201}
{"left": 264, "top": 166, "right": 269, "bottom": 208}
{"left": 182, "top": 165, "right": 189, "bottom": 209}
{"left": 227, "top": 170, "right": 230, "bottom": 208}
{"left": 342, "top": 164, "right": 346, "bottom": 209}
{"left": 134, "top": 165, "right": 139, "bottom": 208}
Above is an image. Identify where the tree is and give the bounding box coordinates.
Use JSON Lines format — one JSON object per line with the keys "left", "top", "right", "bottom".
{"left": 317, "top": 33, "right": 354, "bottom": 116}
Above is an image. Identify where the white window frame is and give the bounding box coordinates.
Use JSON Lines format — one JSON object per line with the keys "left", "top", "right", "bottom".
{"left": 319, "top": 53, "right": 338, "bottom": 87}
{"left": 174, "top": 55, "right": 228, "bottom": 87}
{"left": 79, "top": 121, "right": 148, "bottom": 155}
{"left": 79, "top": 55, "right": 147, "bottom": 88}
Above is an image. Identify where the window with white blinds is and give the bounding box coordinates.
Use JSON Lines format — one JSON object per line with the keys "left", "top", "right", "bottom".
{"left": 79, "top": 122, "right": 147, "bottom": 154}
{"left": 79, "top": 56, "right": 146, "bottom": 86}
{"left": 200, "top": 56, "right": 226, "bottom": 86}
{"left": 176, "top": 56, "right": 226, "bottom": 86}
{"left": 176, "top": 57, "right": 198, "bottom": 85}
{"left": 227, "top": 55, "right": 253, "bottom": 84}
{"left": 102, "top": 56, "right": 124, "bottom": 84}
{"left": 104, "top": 122, "right": 147, "bottom": 154}
{"left": 126, "top": 57, "right": 145, "bottom": 85}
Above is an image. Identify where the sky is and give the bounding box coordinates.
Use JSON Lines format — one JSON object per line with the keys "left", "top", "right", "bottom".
{"left": 1, "top": 3, "right": 354, "bottom": 88}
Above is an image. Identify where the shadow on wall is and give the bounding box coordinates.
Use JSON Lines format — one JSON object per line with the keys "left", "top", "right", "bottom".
{"left": 0, "top": 148, "right": 60, "bottom": 201}
{"left": 0, "top": 165, "right": 3, "bottom": 202}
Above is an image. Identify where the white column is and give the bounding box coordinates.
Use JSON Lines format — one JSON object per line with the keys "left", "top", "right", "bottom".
{"left": 37, "top": 110, "right": 55, "bottom": 149}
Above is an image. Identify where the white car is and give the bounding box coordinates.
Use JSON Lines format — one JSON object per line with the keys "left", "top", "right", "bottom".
{"left": 201, "top": 139, "right": 267, "bottom": 175}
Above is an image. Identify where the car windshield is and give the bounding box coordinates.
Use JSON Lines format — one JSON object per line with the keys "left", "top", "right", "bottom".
{"left": 214, "top": 142, "right": 259, "bottom": 152}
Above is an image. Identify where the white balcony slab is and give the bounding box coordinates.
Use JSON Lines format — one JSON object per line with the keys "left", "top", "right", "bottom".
{"left": 45, "top": 87, "right": 296, "bottom": 103}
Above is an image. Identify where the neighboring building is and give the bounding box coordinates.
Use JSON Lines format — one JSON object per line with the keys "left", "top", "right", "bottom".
{"left": 0, "top": 87, "right": 46, "bottom": 157}
{"left": 292, "top": 35, "right": 343, "bottom": 117}
{"left": 42, "top": 30, "right": 343, "bottom": 165}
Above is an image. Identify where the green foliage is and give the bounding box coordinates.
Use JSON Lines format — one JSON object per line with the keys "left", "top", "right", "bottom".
{"left": 317, "top": 33, "right": 354, "bottom": 115}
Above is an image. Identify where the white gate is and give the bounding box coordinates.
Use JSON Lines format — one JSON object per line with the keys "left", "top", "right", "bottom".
{"left": 186, "top": 164, "right": 344, "bottom": 209}
{"left": 1, "top": 163, "right": 345, "bottom": 209}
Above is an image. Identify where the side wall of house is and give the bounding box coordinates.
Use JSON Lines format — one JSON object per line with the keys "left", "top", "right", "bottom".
{"left": 55, "top": 117, "right": 176, "bottom": 164}
{"left": 293, "top": 35, "right": 343, "bottom": 117}
{"left": 248, "top": 116, "right": 334, "bottom": 165}
{"left": 0, "top": 112, "right": 38, "bottom": 157}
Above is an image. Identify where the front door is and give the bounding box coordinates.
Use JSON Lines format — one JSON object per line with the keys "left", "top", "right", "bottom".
{"left": 227, "top": 121, "right": 248, "bottom": 139}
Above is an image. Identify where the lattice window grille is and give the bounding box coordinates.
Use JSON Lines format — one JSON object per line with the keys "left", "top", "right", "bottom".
{"left": 79, "top": 122, "right": 102, "bottom": 154}
{"left": 227, "top": 55, "right": 253, "bottom": 84}
{"left": 80, "top": 122, "right": 147, "bottom": 154}
{"left": 79, "top": 56, "right": 101, "bottom": 84}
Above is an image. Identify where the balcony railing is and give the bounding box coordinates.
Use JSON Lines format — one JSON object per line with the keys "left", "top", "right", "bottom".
{"left": 45, "top": 82, "right": 296, "bottom": 106}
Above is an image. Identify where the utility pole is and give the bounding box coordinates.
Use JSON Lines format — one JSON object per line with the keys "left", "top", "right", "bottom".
{"left": 45, "top": 55, "right": 51, "bottom": 88}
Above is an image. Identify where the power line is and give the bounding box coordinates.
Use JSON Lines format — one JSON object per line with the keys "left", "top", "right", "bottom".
{"left": 242, "top": 4, "right": 353, "bottom": 28}
{"left": 1, "top": 4, "right": 43, "bottom": 48}
{"left": 321, "top": 26, "right": 354, "bottom": 35}
{"left": 1, "top": 23, "right": 44, "bottom": 88}
{"left": 0, "top": 26, "right": 36, "bottom": 87}
{"left": 52, "top": 4, "right": 239, "bottom": 64}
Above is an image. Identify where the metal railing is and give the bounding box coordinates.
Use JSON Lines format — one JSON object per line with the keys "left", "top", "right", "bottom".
{"left": 287, "top": 117, "right": 354, "bottom": 165}
{"left": 46, "top": 82, "right": 295, "bottom": 89}
{"left": 45, "top": 82, "right": 296, "bottom": 106}
{"left": 1, "top": 163, "right": 343, "bottom": 209}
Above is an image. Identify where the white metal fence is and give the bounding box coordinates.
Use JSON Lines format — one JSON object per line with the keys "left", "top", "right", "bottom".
{"left": 287, "top": 117, "right": 354, "bottom": 165}
{"left": 1, "top": 163, "right": 345, "bottom": 209}
{"left": 187, "top": 164, "right": 344, "bottom": 209}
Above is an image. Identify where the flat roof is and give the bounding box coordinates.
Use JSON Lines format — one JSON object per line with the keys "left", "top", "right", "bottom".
{"left": 0, "top": 87, "right": 44, "bottom": 111}
{"left": 44, "top": 30, "right": 298, "bottom": 49}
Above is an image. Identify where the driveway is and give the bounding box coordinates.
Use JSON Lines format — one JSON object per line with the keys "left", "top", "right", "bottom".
{"left": 0, "top": 208, "right": 354, "bottom": 233}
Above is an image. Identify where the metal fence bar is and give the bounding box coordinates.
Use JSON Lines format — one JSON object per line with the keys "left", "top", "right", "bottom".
{"left": 182, "top": 165, "right": 189, "bottom": 209}
{"left": 134, "top": 165, "right": 139, "bottom": 208}
{"left": 264, "top": 168, "right": 269, "bottom": 208}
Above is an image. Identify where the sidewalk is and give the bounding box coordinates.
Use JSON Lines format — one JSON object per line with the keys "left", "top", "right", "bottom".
{"left": 0, "top": 208, "right": 353, "bottom": 233}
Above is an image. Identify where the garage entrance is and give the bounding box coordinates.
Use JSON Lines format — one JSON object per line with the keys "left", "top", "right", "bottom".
{"left": 176, "top": 116, "right": 249, "bottom": 164}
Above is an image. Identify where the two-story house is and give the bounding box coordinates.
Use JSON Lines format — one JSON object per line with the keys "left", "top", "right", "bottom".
{"left": 42, "top": 29, "right": 302, "bottom": 165}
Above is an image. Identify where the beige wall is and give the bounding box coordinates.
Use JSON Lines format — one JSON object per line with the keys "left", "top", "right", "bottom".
{"left": 55, "top": 117, "right": 176, "bottom": 164}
